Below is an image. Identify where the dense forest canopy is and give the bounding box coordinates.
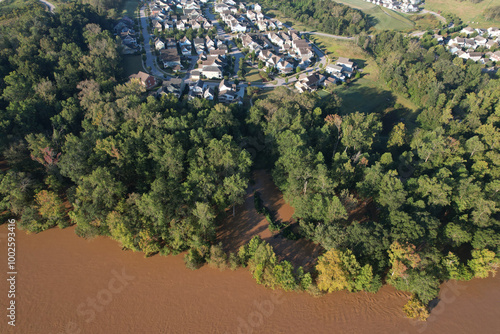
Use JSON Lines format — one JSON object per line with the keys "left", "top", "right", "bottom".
{"left": 259, "top": 0, "right": 370, "bottom": 36}
{"left": 0, "top": 1, "right": 499, "bottom": 321}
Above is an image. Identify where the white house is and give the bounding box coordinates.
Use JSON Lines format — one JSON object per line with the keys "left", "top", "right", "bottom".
{"left": 202, "top": 66, "right": 223, "bottom": 79}
{"left": 325, "top": 64, "right": 343, "bottom": 75}
{"left": 277, "top": 60, "right": 294, "bottom": 74}
{"left": 155, "top": 38, "right": 165, "bottom": 50}
{"left": 460, "top": 27, "right": 475, "bottom": 35}
{"left": 487, "top": 27, "right": 500, "bottom": 38}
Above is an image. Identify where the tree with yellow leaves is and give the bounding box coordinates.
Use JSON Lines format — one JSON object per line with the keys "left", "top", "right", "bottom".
{"left": 468, "top": 249, "right": 500, "bottom": 278}
{"left": 316, "top": 248, "right": 375, "bottom": 293}
{"left": 35, "top": 190, "right": 66, "bottom": 227}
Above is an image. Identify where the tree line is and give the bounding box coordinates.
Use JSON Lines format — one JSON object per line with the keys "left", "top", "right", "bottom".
{"left": 246, "top": 29, "right": 500, "bottom": 315}
{"left": 259, "top": 0, "right": 370, "bottom": 36}
{"left": 0, "top": 3, "right": 251, "bottom": 265}
{"left": 0, "top": 2, "right": 498, "bottom": 322}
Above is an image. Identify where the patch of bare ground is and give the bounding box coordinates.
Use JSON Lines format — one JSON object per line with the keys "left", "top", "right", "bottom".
{"left": 0, "top": 159, "right": 8, "bottom": 172}
{"left": 347, "top": 196, "right": 380, "bottom": 224}
{"left": 217, "top": 169, "right": 323, "bottom": 270}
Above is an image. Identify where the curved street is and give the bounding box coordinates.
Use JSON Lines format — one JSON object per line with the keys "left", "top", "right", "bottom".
{"left": 39, "top": 0, "right": 55, "bottom": 12}
{"left": 300, "top": 31, "right": 355, "bottom": 41}
{"left": 139, "top": 5, "right": 167, "bottom": 78}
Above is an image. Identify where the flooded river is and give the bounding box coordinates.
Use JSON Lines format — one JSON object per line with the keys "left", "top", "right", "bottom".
{"left": 0, "top": 171, "right": 499, "bottom": 333}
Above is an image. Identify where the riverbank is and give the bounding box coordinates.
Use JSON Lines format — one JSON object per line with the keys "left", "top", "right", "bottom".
{"left": 1, "top": 221, "right": 499, "bottom": 333}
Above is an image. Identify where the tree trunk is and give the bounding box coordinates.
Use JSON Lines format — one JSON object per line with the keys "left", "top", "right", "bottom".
{"left": 233, "top": 203, "right": 235, "bottom": 217}
{"left": 303, "top": 180, "right": 308, "bottom": 195}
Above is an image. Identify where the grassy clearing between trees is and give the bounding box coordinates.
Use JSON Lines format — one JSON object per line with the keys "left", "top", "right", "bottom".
{"left": 409, "top": 13, "right": 442, "bottom": 30}
{"left": 424, "top": 0, "right": 500, "bottom": 27}
{"left": 243, "top": 64, "right": 264, "bottom": 84}
{"left": 305, "top": 36, "right": 419, "bottom": 129}
{"left": 335, "top": 0, "right": 415, "bottom": 31}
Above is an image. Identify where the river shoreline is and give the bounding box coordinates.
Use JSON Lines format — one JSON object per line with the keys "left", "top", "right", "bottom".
{"left": 0, "top": 222, "right": 498, "bottom": 334}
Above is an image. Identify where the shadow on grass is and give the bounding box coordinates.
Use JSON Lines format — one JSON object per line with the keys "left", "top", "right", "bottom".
{"left": 366, "top": 14, "right": 380, "bottom": 30}
{"left": 335, "top": 81, "right": 395, "bottom": 115}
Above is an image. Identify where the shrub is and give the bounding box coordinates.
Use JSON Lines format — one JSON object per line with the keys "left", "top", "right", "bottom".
{"left": 208, "top": 243, "right": 228, "bottom": 270}
{"left": 184, "top": 248, "right": 204, "bottom": 270}
{"left": 403, "top": 297, "right": 430, "bottom": 321}
{"left": 159, "top": 247, "right": 171, "bottom": 256}
{"left": 228, "top": 252, "right": 239, "bottom": 270}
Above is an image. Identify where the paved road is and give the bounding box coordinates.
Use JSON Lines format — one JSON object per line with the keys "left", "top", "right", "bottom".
{"left": 39, "top": 0, "right": 55, "bottom": 12}
{"left": 409, "top": 30, "right": 427, "bottom": 37}
{"left": 139, "top": 6, "right": 167, "bottom": 78}
{"left": 204, "top": 4, "right": 228, "bottom": 40}
{"left": 421, "top": 9, "right": 447, "bottom": 23}
{"left": 301, "top": 31, "right": 355, "bottom": 40}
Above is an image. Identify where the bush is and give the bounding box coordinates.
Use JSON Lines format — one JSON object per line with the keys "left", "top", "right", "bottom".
{"left": 254, "top": 191, "right": 264, "bottom": 213}
{"left": 282, "top": 225, "right": 299, "bottom": 240}
{"left": 18, "top": 206, "right": 52, "bottom": 233}
{"left": 403, "top": 297, "right": 430, "bottom": 321}
{"left": 228, "top": 252, "right": 239, "bottom": 270}
{"left": 159, "top": 247, "right": 171, "bottom": 256}
{"left": 306, "top": 284, "right": 323, "bottom": 297}
{"left": 184, "top": 248, "right": 204, "bottom": 270}
{"left": 208, "top": 243, "right": 228, "bottom": 270}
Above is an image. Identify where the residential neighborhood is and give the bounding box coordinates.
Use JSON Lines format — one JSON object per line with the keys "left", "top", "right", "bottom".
{"left": 125, "top": 0, "right": 361, "bottom": 103}
{"left": 446, "top": 26, "right": 500, "bottom": 63}
{"left": 364, "top": 0, "right": 421, "bottom": 13}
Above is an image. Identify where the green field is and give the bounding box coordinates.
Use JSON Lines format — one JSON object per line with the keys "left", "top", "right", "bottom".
{"left": 269, "top": 1, "right": 415, "bottom": 31}
{"left": 307, "top": 35, "right": 370, "bottom": 60}
{"left": 335, "top": 0, "right": 415, "bottom": 31}
{"left": 424, "top": 0, "right": 500, "bottom": 27}
{"left": 266, "top": 9, "right": 312, "bottom": 31}
{"left": 243, "top": 64, "right": 263, "bottom": 84}
{"left": 305, "top": 35, "right": 419, "bottom": 132}
{"left": 409, "top": 13, "right": 441, "bottom": 30}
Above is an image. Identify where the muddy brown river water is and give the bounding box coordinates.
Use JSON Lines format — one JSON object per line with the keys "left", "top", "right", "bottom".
{"left": 0, "top": 224, "right": 499, "bottom": 334}
{"left": 0, "top": 171, "right": 499, "bottom": 333}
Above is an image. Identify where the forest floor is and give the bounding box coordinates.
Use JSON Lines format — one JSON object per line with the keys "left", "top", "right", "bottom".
{"left": 217, "top": 170, "right": 323, "bottom": 270}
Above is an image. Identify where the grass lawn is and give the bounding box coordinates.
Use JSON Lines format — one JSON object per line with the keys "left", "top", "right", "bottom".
{"left": 304, "top": 36, "right": 419, "bottom": 133}
{"left": 424, "top": 0, "right": 500, "bottom": 27}
{"left": 243, "top": 64, "right": 263, "bottom": 84}
{"left": 120, "top": 0, "right": 138, "bottom": 18}
{"left": 268, "top": 1, "right": 415, "bottom": 32}
{"left": 122, "top": 55, "right": 144, "bottom": 77}
{"left": 366, "top": 6, "right": 415, "bottom": 31}
{"left": 333, "top": 73, "right": 419, "bottom": 136}
{"left": 334, "top": 0, "right": 378, "bottom": 11}
{"left": 335, "top": 0, "right": 415, "bottom": 31}
{"left": 307, "top": 35, "right": 369, "bottom": 61}
{"left": 409, "top": 13, "right": 441, "bottom": 30}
